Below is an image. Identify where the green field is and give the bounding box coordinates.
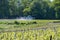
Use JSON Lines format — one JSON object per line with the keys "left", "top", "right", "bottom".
{"left": 0, "top": 20, "right": 60, "bottom": 40}
{"left": 0, "top": 19, "right": 59, "bottom": 30}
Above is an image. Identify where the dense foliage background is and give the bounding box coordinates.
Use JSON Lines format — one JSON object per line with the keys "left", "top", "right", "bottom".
{"left": 0, "top": 0, "right": 60, "bottom": 19}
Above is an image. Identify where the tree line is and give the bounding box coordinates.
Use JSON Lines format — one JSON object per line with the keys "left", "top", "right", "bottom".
{"left": 0, "top": 0, "right": 60, "bottom": 19}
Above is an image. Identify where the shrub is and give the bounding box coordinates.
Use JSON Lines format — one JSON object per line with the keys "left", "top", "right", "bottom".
{"left": 32, "top": 21, "right": 37, "bottom": 24}
{"left": 14, "top": 21, "right": 20, "bottom": 25}
{"left": 53, "top": 21, "right": 60, "bottom": 23}
{"left": 21, "top": 23, "right": 26, "bottom": 25}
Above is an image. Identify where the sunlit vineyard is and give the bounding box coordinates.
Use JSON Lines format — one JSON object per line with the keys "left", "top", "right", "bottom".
{"left": 0, "top": 27, "right": 60, "bottom": 40}
{"left": 0, "top": 20, "right": 60, "bottom": 40}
